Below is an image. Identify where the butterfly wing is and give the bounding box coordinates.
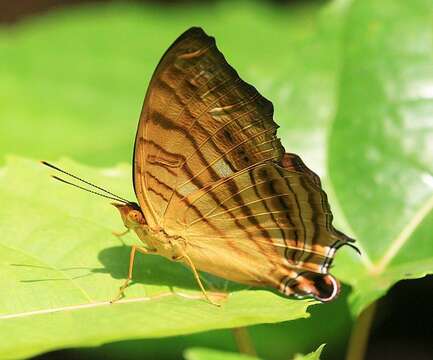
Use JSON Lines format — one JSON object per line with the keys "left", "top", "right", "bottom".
{"left": 178, "top": 155, "right": 353, "bottom": 301}
{"left": 134, "top": 27, "right": 353, "bottom": 300}
{"left": 133, "top": 27, "right": 283, "bottom": 228}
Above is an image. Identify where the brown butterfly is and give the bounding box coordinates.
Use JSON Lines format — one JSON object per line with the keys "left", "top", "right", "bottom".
{"left": 44, "top": 27, "right": 356, "bottom": 305}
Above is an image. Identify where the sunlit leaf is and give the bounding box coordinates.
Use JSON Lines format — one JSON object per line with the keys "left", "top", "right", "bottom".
{"left": 330, "top": 0, "right": 433, "bottom": 315}
{"left": 183, "top": 344, "right": 325, "bottom": 360}
{"left": 293, "top": 344, "right": 325, "bottom": 360}
{"left": 184, "top": 347, "right": 260, "bottom": 360}
{"left": 0, "top": 158, "right": 312, "bottom": 359}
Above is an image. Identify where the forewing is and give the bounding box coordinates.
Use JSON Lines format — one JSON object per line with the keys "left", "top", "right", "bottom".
{"left": 133, "top": 27, "right": 284, "bottom": 227}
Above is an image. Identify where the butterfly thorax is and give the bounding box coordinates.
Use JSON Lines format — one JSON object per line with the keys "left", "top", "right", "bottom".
{"left": 113, "top": 202, "right": 187, "bottom": 260}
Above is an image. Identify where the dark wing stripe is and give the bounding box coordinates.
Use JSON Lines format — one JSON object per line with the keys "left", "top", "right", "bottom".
{"left": 153, "top": 42, "right": 216, "bottom": 117}
{"left": 275, "top": 166, "right": 307, "bottom": 263}
{"left": 267, "top": 177, "right": 298, "bottom": 260}
{"left": 197, "top": 193, "right": 299, "bottom": 221}
{"left": 250, "top": 169, "right": 288, "bottom": 250}
{"left": 182, "top": 165, "right": 268, "bottom": 255}
{"left": 294, "top": 176, "right": 314, "bottom": 263}
{"left": 182, "top": 107, "right": 268, "bottom": 165}
{"left": 177, "top": 127, "right": 276, "bottom": 188}
{"left": 150, "top": 110, "right": 221, "bottom": 183}
{"left": 166, "top": 73, "right": 239, "bottom": 147}
{"left": 186, "top": 171, "right": 298, "bottom": 218}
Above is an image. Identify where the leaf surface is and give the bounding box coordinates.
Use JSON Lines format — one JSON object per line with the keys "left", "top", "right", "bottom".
{"left": 293, "top": 344, "right": 325, "bottom": 360}
{"left": 184, "top": 348, "right": 260, "bottom": 360}
{"left": 330, "top": 0, "right": 433, "bottom": 315}
{"left": 183, "top": 344, "right": 325, "bottom": 360}
{"left": 0, "top": 158, "right": 312, "bottom": 359}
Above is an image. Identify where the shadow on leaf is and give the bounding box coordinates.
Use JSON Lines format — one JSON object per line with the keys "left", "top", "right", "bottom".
{"left": 95, "top": 245, "right": 245, "bottom": 294}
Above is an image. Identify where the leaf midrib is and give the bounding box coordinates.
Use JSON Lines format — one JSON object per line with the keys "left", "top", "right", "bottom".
{"left": 0, "top": 293, "right": 178, "bottom": 320}
{"left": 327, "top": 146, "right": 433, "bottom": 277}
{"left": 372, "top": 193, "right": 433, "bottom": 274}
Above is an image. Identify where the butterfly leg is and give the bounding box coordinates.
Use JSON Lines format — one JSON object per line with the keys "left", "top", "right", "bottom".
{"left": 112, "top": 228, "right": 130, "bottom": 237}
{"left": 179, "top": 251, "right": 221, "bottom": 307}
{"left": 110, "top": 245, "right": 155, "bottom": 303}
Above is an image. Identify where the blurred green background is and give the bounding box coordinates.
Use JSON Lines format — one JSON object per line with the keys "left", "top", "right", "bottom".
{"left": 1, "top": 1, "right": 432, "bottom": 359}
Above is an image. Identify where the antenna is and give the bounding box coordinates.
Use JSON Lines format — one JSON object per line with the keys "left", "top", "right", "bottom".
{"left": 41, "top": 161, "right": 130, "bottom": 204}
{"left": 51, "top": 176, "right": 129, "bottom": 203}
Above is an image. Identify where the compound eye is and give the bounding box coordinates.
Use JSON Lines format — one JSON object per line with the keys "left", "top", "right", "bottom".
{"left": 128, "top": 210, "right": 144, "bottom": 224}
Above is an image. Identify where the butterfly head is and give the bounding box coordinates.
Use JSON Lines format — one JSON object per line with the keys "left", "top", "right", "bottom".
{"left": 112, "top": 202, "right": 147, "bottom": 229}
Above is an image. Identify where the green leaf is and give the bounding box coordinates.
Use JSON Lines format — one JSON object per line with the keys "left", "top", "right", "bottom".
{"left": 0, "top": 157, "right": 312, "bottom": 359}
{"left": 184, "top": 347, "right": 260, "bottom": 360}
{"left": 0, "top": 0, "right": 338, "bottom": 168}
{"left": 183, "top": 344, "right": 325, "bottom": 360}
{"left": 293, "top": 344, "right": 325, "bottom": 360}
{"left": 74, "top": 295, "right": 352, "bottom": 360}
{"left": 330, "top": 0, "right": 433, "bottom": 315}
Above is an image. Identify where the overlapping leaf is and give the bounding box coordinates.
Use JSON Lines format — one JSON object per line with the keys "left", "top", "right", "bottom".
{"left": 184, "top": 344, "right": 325, "bottom": 360}
{"left": 330, "top": 0, "right": 433, "bottom": 315}
{"left": 184, "top": 348, "right": 260, "bottom": 360}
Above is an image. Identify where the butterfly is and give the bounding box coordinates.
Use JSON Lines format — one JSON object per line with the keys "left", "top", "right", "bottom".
{"left": 44, "top": 27, "right": 356, "bottom": 305}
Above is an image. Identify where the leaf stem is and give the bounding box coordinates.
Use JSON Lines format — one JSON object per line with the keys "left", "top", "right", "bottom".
{"left": 345, "top": 302, "right": 377, "bottom": 360}
{"left": 232, "top": 327, "right": 257, "bottom": 357}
